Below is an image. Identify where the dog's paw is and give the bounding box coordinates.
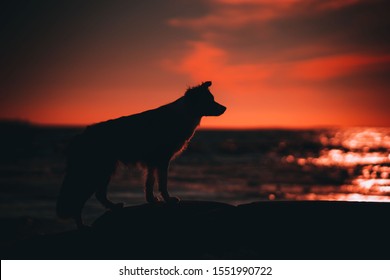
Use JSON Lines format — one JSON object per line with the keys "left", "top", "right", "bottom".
{"left": 77, "top": 224, "right": 92, "bottom": 231}
{"left": 146, "top": 195, "right": 160, "bottom": 204}
{"left": 107, "top": 202, "right": 124, "bottom": 211}
{"left": 164, "top": 196, "right": 180, "bottom": 204}
{"left": 112, "top": 202, "right": 124, "bottom": 211}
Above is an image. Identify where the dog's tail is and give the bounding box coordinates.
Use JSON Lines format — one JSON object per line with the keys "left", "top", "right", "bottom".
{"left": 56, "top": 175, "right": 84, "bottom": 219}
{"left": 56, "top": 162, "right": 92, "bottom": 220}
{"left": 56, "top": 134, "right": 92, "bottom": 220}
{"left": 56, "top": 197, "right": 72, "bottom": 219}
{"left": 57, "top": 130, "right": 115, "bottom": 220}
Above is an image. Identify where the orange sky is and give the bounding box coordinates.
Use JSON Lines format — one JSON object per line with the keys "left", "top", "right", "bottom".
{"left": 1, "top": 0, "right": 390, "bottom": 128}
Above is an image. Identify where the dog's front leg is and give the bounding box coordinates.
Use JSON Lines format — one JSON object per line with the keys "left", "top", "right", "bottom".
{"left": 145, "top": 167, "right": 159, "bottom": 203}
{"left": 157, "top": 162, "right": 180, "bottom": 203}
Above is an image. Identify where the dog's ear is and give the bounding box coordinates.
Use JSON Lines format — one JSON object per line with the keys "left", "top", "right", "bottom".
{"left": 202, "top": 81, "right": 212, "bottom": 88}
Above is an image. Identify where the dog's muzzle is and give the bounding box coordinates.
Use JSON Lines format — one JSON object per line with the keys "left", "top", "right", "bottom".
{"left": 208, "top": 102, "right": 226, "bottom": 116}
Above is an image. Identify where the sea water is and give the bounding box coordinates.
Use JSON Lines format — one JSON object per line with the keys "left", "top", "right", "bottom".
{"left": 0, "top": 123, "right": 389, "bottom": 228}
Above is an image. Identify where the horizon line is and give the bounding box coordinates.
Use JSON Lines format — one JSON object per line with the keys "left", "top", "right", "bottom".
{"left": 1, "top": 119, "right": 389, "bottom": 130}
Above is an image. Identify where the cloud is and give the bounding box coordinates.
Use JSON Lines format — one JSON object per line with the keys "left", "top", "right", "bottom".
{"left": 168, "top": 0, "right": 366, "bottom": 29}
{"left": 166, "top": 0, "right": 390, "bottom": 86}
{"left": 288, "top": 54, "right": 390, "bottom": 81}
{"left": 165, "top": 40, "right": 390, "bottom": 93}
{"left": 164, "top": 41, "right": 272, "bottom": 95}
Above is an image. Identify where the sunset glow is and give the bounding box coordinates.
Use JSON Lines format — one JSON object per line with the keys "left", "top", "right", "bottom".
{"left": 1, "top": 0, "right": 390, "bottom": 127}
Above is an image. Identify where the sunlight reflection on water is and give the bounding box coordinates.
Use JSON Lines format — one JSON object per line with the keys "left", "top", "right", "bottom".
{"left": 320, "top": 127, "right": 390, "bottom": 149}
{"left": 312, "top": 150, "right": 389, "bottom": 166}
{"left": 285, "top": 128, "right": 390, "bottom": 202}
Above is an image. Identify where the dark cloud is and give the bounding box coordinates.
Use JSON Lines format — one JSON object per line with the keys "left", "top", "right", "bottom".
{"left": 0, "top": 0, "right": 205, "bottom": 98}
{"left": 196, "top": 0, "right": 390, "bottom": 63}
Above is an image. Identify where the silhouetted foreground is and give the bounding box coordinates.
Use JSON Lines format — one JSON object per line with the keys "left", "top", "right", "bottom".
{"left": 3, "top": 201, "right": 390, "bottom": 259}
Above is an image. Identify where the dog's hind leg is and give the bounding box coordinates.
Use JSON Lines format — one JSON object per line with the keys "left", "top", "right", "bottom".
{"left": 157, "top": 162, "right": 180, "bottom": 203}
{"left": 145, "top": 166, "right": 159, "bottom": 203}
{"left": 75, "top": 214, "right": 90, "bottom": 230}
{"left": 95, "top": 173, "right": 124, "bottom": 211}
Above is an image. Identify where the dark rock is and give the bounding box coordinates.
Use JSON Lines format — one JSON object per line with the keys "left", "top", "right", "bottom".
{"left": 92, "top": 200, "right": 236, "bottom": 259}
{"left": 236, "top": 201, "right": 390, "bottom": 259}
{"left": 3, "top": 200, "right": 390, "bottom": 259}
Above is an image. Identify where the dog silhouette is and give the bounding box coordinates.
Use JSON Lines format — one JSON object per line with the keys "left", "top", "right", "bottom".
{"left": 56, "top": 81, "right": 226, "bottom": 228}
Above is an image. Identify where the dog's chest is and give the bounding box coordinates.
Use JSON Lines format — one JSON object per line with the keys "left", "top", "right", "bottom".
{"left": 162, "top": 125, "right": 195, "bottom": 150}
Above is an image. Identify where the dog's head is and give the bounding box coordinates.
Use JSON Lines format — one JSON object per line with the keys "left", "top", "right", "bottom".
{"left": 184, "top": 81, "right": 226, "bottom": 117}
